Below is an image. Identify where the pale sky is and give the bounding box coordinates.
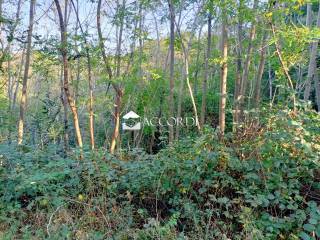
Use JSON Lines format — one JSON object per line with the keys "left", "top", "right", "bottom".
{"left": 1, "top": 0, "right": 204, "bottom": 55}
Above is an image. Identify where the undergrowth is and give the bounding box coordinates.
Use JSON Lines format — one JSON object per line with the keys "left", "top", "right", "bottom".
{"left": 0, "top": 108, "right": 319, "bottom": 239}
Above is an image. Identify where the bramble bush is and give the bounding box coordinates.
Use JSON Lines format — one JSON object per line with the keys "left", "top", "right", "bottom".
{"left": 0, "top": 108, "right": 319, "bottom": 239}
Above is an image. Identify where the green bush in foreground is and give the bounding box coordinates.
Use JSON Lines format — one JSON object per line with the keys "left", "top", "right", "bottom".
{"left": 0, "top": 109, "right": 319, "bottom": 240}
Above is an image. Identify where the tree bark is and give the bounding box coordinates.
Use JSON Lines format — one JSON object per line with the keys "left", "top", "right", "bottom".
{"left": 271, "top": 23, "right": 296, "bottom": 111}
{"left": 234, "top": 0, "right": 244, "bottom": 101}
{"left": 200, "top": 13, "right": 212, "bottom": 127}
{"left": 233, "top": 0, "right": 244, "bottom": 127}
{"left": 116, "top": 0, "right": 125, "bottom": 78}
{"left": 219, "top": 8, "right": 228, "bottom": 136}
{"left": 253, "top": 32, "right": 268, "bottom": 107}
{"left": 71, "top": 0, "right": 95, "bottom": 150}
{"left": 97, "top": 0, "right": 112, "bottom": 80}
{"left": 97, "top": 0, "right": 123, "bottom": 154}
{"left": 54, "top": 0, "right": 83, "bottom": 149}
{"left": 174, "top": 10, "right": 202, "bottom": 134}
{"left": 111, "top": 0, "right": 125, "bottom": 154}
{"left": 138, "top": 1, "right": 143, "bottom": 78}
{"left": 238, "top": 0, "right": 258, "bottom": 116}
{"left": 12, "top": 45, "right": 26, "bottom": 110}
{"left": 268, "top": 47, "right": 273, "bottom": 101}
{"left": 314, "top": 70, "right": 320, "bottom": 112}
{"left": 6, "top": 0, "right": 22, "bottom": 108}
{"left": 60, "top": 65, "right": 69, "bottom": 156}
{"left": 193, "top": 26, "right": 203, "bottom": 95}
{"left": 110, "top": 91, "right": 123, "bottom": 154}
{"left": 176, "top": 65, "right": 185, "bottom": 139}
{"left": 304, "top": 3, "right": 320, "bottom": 101}
{"left": 168, "top": 0, "right": 175, "bottom": 143}
{"left": 74, "top": 0, "right": 80, "bottom": 105}
{"left": 152, "top": 8, "right": 160, "bottom": 68}
{"left": 17, "top": 0, "right": 35, "bottom": 145}
{"left": 306, "top": 3, "right": 312, "bottom": 27}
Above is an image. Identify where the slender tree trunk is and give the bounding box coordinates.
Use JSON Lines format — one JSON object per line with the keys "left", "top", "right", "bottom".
{"left": 233, "top": 0, "right": 244, "bottom": 127}
{"left": 194, "top": 26, "right": 203, "bottom": 95}
{"left": 0, "top": 0, "right": 2, "bottom": 35}
{"left": 219, "top": 9, "right": 228, "bottom": 136}
{"left": 60, "top": 65, "right": 69, "bottom": 156}
{"left": 253, "top": 32, "right": 268, "bottom": 107}
{"left": 54, "top": 0, "right": 83, "bottom": 149}
{"left": 71, "top": 0, "right": 95, "bottom": 150}
{"left": 97, "top": 0, "right": 112, "bottom": 80}
{"left": 176, "top": 65, "right": 185, "bottom": 139}
{"left": 268, "top": 47, "right": 273, "bottom": 101}
{"left": 74, "top": 0, "right": 80, "bottom": 104}
{"left": 7, "top": 45, "right": 12, "bottom": 108}
{"left": 116, "top": 0, "right": 125, "bottom": 78}
{"left": 59, "top": 0, "right": 69, "bottom": 156}
{"left": 110, "top": 90, "right": 123, "bottom": 154}
{"left": 304, "top": 3, "right": 320, "bottom": 101}
{"left": 6, "top": 0, "right": 22, "bottom": 110}
{"left": 97, "top": 0, "right": 123, "bottom": 154}
{"left": 200, "top": 13, "right": 212, "bottom": 127}
{"left": 87, "top": 69, "right": 95, "bottom": 150}
{"left": 8, "top": 23, "right": 23, "bottom": 143}
{"left": 110, "top": 0, "right": 125, "bottom": 154}
{"left": 138, "top": 1, "right": 143, "bottom": 78}
{"left": 17, "top": 0, "right": 35, "bottom": 145}
{"left": 271, "top": 23, "right": 296, "bottom": 111}
{"left": 125, "top": 15, "right": 138, "bottom": 74}
{"left": 314, "top": 70, "right": 320, "bottom": 112}
{"left": 238, "top": 0, "right": 258, "bottom": 117}
{"left": 306, "top": 3, "right": 312, "bottom": 27}
{"left": 152, "top": 8, "right": 160, "bottom": 68}
{"left": 168, "top": 0, "right": 175, "bottom": 143}
{"left": 184, "top": 51, "right": 200, "bottom": 132}
{"left": 12, "top": 46, "right": 26, "bottom": 110}
{"left": 174, "top": 14, "right": 201, "bottom": 133}
{"left": 0, "top": 0, "right": 3, "bottom": 73}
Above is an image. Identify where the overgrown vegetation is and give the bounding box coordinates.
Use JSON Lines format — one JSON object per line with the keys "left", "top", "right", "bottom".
{"left": 1, "top": 0, "right": 320, "bottom": 239}
{"left": 1, "top": 108, "right": 319, "bottom": 239}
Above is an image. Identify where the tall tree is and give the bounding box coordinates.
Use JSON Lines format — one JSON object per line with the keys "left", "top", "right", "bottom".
{"left": 168, "top": 0, "right": 175, "bottom": 143}
{"left": 97, "top": 0, "right": 123, "bottom": 154}
{"left": 174, "top": 2, "right": 204, "bottom": 138}
{"left": 200, "top": 12, "right": 212, "bottom": 127}
{"left": 60, "top": 0, "right": 69, "bottom": 156}
{"left": 7, "top": 0, "right": 22, "bottom": 110}
{"left": 314, "top": 70, "right": 320, "bottom": 111}
{"left": 238, "top": 0, "right": 258, "bottom": 119}
{"left": 304, "top": 2, "right": 320, "bottom": 101}
{"left": 271, "top": 23, "right": 296, "bottom": 111}
{"left": 60, "top": 65, "right": 69, "bottom": 156}
{"left": 115, "top": 0, "right": 125, "bottom": 78}
{"left": 7, "top": 0, "right": 22, "bottom": 143}
{"left": 174, "top": 19, "right": 201, "bottom": 136}
{"left": 193, "top": 26, "right": 203, "bottom": 95}
{"left": 17, "top": 0, "right": 35, "bottom": 145}
{"left": 71, "top": 0, "right": 95, "bottom": 150}
{"left": 233, "top": 0, "right": 244, "bottom": 126}
{"left": 54, "top": 0, "right": 83, "bottom": 149}
{"left": 219, "top": 4, "right": 228, "bottom": 136}
{"left": 253, "top": 31, "right": 268, "bottom": 107}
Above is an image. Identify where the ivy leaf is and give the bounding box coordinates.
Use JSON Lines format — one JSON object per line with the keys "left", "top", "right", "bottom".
{"left": 303, "top": 224, "right": 315, "bottom": 232}
{"left": 316, "top": 225, "right": 320, "bottom": 238}
{"left": 299, "top": 232, "right": 311, "bottom": 240}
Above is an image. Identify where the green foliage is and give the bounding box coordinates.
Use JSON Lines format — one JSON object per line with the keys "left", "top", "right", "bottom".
{"left": 0, "top": 109, "right": 319, "bottom": 239}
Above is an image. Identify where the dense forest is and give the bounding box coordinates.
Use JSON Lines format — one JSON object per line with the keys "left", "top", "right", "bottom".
{"left": 0, "top": 0, "right": 320, "bottom": 239}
